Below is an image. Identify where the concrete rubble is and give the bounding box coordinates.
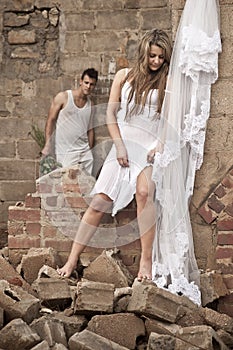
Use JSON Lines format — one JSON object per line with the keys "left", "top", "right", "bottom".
{"left": 0, "top": 247, "right": 232, "bottom": 350}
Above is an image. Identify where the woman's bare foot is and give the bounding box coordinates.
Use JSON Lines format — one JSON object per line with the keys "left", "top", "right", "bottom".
{"left": 137, "top": 255, "right": 152, "bottom": 281}
{"left": 57, "top": 260, "right": 77, "bottom": 278}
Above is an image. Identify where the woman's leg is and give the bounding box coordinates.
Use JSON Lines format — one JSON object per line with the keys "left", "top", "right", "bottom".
{"left": 57, "top": 193, "right": 113, "bottom": 277}
{"left": 136, "top": 166, "right": 156, "bottom": 280}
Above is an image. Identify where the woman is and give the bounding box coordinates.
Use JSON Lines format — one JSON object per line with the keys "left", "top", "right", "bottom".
{"left": 57, "top": 29, "right": 172, "bottom": 280}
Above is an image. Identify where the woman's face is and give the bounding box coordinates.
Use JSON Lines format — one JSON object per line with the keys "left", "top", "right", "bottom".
{"left": 148, "top": 44, "right": 165, "bottom": 71}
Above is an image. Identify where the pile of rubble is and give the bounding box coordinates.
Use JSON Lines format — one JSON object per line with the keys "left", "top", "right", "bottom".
{"left": 0, "top": 247, "right": 232, "bottom": 350}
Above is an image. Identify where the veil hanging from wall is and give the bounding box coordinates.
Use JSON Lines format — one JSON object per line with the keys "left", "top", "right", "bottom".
{"left": 151, "top": 0, "right": 222, "bottom": 305}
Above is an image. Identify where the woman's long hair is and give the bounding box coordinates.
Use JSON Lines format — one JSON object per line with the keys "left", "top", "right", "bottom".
{"left": 123, "top": 29, "right": 172, "bottom": 117}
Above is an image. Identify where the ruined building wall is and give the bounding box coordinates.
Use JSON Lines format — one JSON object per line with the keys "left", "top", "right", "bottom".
{"left": 0, "top": 0, "right": 233, "bottom": 309}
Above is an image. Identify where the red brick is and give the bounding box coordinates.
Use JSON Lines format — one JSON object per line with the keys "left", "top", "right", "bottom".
{"left": 65, "top": 196, "right": 89, "bottom": 208}
{"left": 221, "top": 176, "right": 233, "bottom": 189}
{"left": 8, "top": 236, "right": 41, "bottom": 249}
{"left": 8, "top": 221, "right": 24, "bottom": 235}
{"left": 44, "top": 238, "right": 72, "bottom": 251}
{"left": 46, "top": 196, "right": 57, "bottom": 207}
{"left": 207, "top": 194, "right": 225, "bottom": 214}
{"left": 215, "top": 246, "right": 233, "bottom": 260}
{"left": 25, "top": 222, "right": 41, "bottom": 235}
{"left": 63, "top": 184, "right": 81, "bottom": 193}
{"left": 43, "top": 225, "right": 58, "bottom": 238}
{"left": 198, "top": 205, "right": 217, "bottom": 224}
{"left": 25, "top": 194, "right": 41, "bottom": 208}
{"left": 36, "top": 183, "right": 53, "bottom": 193}
{"left": 225, "top": 203, "right": 233, "bottom": 217}
{"left": 217, "top": 232, "right": 233, "bottom": 245}
{"left": 214, "top": 185, "right": 227, "bottom": 199}
{"left": 8, "top": 208, "right": 40, "bottom": 221}
{"left": 217, "top": 218, "right": 233, "bottom": 230}
{"left": 218, "top": 292, "right": 233, "bottom": 303}
{"left": 55, "top": 184, "right": 63, "bottom": 192}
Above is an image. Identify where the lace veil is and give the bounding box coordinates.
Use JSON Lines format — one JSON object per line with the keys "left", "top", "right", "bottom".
{"left": 151, "top": 0, "right": 222, "bottom": 305}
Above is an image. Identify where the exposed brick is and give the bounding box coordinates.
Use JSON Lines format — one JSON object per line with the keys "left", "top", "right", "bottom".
{"left": 44, "top": 239, "right": 72, "bottom": 252}
{"left": 36, "top": 183, "right": 53, "bottom": 193}
{"left": 8, "top": 221, "right": 24, "bottom": 235}
{"left": 115, "top": 209, "right": 137, "bottom": 224}
{"left": 217, "top": 232, "right": 233, "bottom": 245}
{"left": 214, "top": 185, "right": 227, "bottom": 198}
{"left": 55, "top": 184, "right": 63, "bottom": 192}
{"left": 198, "top": 205, "right": 217, "bottom": 224}
{"left": 222, "top": 176, "right": 233, "bottom": 189}
{"left": 207, "top": 194, "right": 225, "bottom": 214}
{"left": 8, "top": 236, "right": 41, "bottom": 249}
{"left": 25, "top": 222, "right": 41, "bottom": 235}
{"left": 62, "top": 184, "right": 81, "bottom": 193}
{"left": 215, "top": 246, "right": 233, "bottom": 260}
{"left": 217, "top": 218, "right": 233, "bottom": 230}
{"left": 225, "top": 203, "right": 233, "bottom": 217}
{"left": 25, "top": 193, "right": 41, "bottom": 208}
{"left": 65, "top": 196, "right": 89, "bottom": 208}
{"left": 43, "top": 226, "right": 57, "bottom": 238}
{"left": 8, "top": 208, "right": 40, "bottom": 221}
{"left": 46, "top": 196, "right": 57, "bottom": 207}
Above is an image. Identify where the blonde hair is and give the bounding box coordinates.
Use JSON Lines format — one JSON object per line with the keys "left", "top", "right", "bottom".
{"left": 123, "top": 29, "right": 172, "bottom": 117}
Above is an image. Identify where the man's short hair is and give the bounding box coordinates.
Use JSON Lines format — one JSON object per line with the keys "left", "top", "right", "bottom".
{"left": 81, "top": 68, "right": 98, "bottom": 81}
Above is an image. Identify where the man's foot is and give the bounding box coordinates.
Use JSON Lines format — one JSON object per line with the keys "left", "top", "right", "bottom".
{"left": 137, "top": 256, "right": 152, "bottom": 282}
{"left": 57, "top": 261, "right": 76, "bottom": 278}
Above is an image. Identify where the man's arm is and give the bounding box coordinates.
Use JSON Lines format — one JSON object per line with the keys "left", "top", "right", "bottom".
{"left": 41, "top": 91, "right": 67, "bottom": 156}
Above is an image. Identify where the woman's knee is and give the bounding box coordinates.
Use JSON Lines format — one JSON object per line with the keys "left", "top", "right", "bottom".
{"left": 90, "top": 193, "right": 113, "bottom": 213}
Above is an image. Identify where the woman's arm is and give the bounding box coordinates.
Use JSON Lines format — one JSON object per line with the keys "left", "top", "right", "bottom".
{"left": 106, "top": 68, "right": 129, "bottom": 167}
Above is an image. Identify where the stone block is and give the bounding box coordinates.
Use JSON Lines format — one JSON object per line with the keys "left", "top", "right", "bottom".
{"left": 0, "top": 281, "right": 40, "bottom": 324}
{"left": 141, "top": 8, "right": 171, "bottom": 30}
{"left": 177, "top": 325, "right": 229, "bottom": 350}
{"left": 96, "top": 10, "right": 138, "bottom": 30}
{"left": 127, "top": 279, "right": 196, "bottom": 323}
{"left": 147, "top": 332, "right": 176, "bottom": 350}
{"left": 75, "top": 280, "right": 114, "bottom": 313}
{"left": 19, "top": 247, "right": 60, "bottom": 284}
{"left": 30, "top": 340, "right": 50, "bottom": 350}
{"left": 69, "top": 329, "right": 129, "bottom": 350}
{"left": 8, "top": 29, "right": 36, "bottom": 44}
{"left": 0, "top": 318, "right": 40, "bottom": 350}
{"left": 201, "top": 307, "right": 233, "bottom": 335}
{"left": 30, "top": 315, "right": 67, "bottom": 348}
{"left": 200, "top": 270, "right": 229, "bottom": 306}
{"left": 83, "top": 249, "right": 133, "bottom": 288}
{"left": 87, "top": 313, "right": 145, "bottom": 349}
{"left": 145, "top": 318, "right": 182, "bottom": 337}
{"left": 0, "top": 255, "right": 34, "bottom": 294}
{"left": 53, "top": 312, "right": 87, "bottom": 339}
{"left": 32, "top": 278, "right": 71, "bottom": 310}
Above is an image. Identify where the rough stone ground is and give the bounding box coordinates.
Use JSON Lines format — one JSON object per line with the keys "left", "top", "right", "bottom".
{"left": 0, "top": 247, "right": 232, "bottom": 350}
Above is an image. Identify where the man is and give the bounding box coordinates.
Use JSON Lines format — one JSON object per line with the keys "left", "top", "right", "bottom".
{"left": 41, "top": 68, "right": 98, "bottom": 175}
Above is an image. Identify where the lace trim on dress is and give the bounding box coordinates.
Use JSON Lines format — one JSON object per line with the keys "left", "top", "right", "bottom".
{"left": 179, "top": 25, "right": 222, "bottom": 83}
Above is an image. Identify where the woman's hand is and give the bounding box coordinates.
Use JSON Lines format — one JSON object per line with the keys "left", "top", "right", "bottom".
{"left": 147, "top": 148, "right": 156, "bottom": 164}
{"left": 116, "top": 144, "right": 129, "bottom": 167}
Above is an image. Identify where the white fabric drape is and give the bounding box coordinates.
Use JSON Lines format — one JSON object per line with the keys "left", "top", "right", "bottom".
{"left": 151, "top": 0, "right": 222, "bottom": 305}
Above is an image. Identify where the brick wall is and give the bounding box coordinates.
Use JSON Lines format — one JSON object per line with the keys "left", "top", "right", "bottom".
{"left": 198, "top": 167, "right": 233, "bottom": 316}
{"left": 7, "top": 165, "right": 140, "bottom": 278}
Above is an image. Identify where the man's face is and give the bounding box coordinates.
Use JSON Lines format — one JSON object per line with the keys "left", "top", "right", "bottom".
{"left": 80, "top": 75, "right": 97, "bottom": 95}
